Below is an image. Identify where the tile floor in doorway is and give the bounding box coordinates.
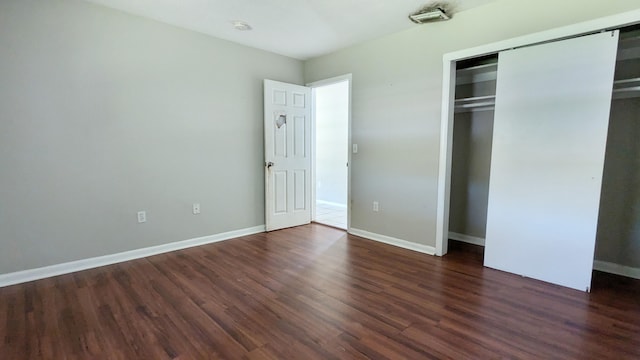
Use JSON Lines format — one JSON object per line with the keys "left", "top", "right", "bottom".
{"left": 315, "top": 201, "right": 347, "bottom": 229}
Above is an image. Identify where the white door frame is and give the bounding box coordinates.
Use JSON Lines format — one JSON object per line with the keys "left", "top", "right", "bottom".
{"left": 435, "top": 9, "right": 640, "bottom": 256}
{"left": 307, "top": 74, "right": 353, "bottom": 230}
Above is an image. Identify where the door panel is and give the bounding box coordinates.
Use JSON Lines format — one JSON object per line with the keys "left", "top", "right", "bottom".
{"left": 274, "top": 117, "right": 287, "bottom": 157}
{"left": 293, "top": 92, "right": 306, "bottom": 107}
{"left": 294, "top": 170, "right": 306, "bottom": 210}
{"left": 484, "top": 31, "right": 619, "bottom": 291}
{"left": 274, "top": 171, "right": 287, "bottom": 214}
{"left": 265, "top": 80, "right": 311, "bottom": 231}
{"left": 294, "top": 116, "right": 306, "bottom": 156}
{"left": 273, "top": 90, "right": 286, "bottom": 105}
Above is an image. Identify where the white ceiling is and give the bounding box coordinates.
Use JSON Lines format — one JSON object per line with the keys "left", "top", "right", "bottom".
{"left": 84, "top": 0, "right": 496, "bottom": 60}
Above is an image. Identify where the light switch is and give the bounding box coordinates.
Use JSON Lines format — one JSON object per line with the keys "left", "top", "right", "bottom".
{"left": 352, "top": 144, "right": 358, "bottom": 153}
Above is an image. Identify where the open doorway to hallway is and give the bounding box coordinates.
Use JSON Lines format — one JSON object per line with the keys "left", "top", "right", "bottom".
{"left": 311, "top": 78, "right": 350, "bottom": 229}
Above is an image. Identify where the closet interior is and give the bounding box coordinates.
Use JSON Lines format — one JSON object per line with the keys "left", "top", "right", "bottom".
{"left": 595, "top": 25, "right": 640, "bottom": 273}
{"left": 447, "top": 25, "right": 640, "bottom": 284}
{"left": 448, "top": 55, "right": 497, "bottom": 247}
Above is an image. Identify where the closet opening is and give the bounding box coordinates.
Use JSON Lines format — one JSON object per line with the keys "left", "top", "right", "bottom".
{"left": 447, "top": 54, "right": 498, "bottom": 260}
{"left": 594, "top": 24, "right": 640, "bottom": 282}
{"left": 443, "top": 24, "right": 640, "bottom": 290}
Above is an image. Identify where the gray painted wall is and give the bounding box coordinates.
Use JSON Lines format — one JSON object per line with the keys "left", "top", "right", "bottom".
{"left": 0, "top": 0, "right": 303, "bottom": 274}
{"left": 304, "top": 0, "right": 640, "bottom": 248}
{"left": 2, "top": 0, "right": 640, "bottom": 276}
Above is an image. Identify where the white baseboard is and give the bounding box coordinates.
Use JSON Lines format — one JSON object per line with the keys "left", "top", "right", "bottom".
{"left": 0, "top": 225, "right": 266, "bottom": 288}
{"left": 316, "top": 200, "right": 347, "bottom": 208}
{"left": 448, "top": 232, "right": 485, "bottom": 246}
{"left": 593, "top": 260, "right": 640, "bottom": 280}
{"left": 349, "top": 228, "right": 436, "bottom": 255}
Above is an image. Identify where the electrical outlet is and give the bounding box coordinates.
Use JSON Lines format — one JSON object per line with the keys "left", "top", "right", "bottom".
{"left": 137, "top": 211, "right": 146, "bottom": 223}
{"left": 373, "top": 201, "right": 379, "bottom": 212}
{"left": 193, "top": 203, "right": 201, "bottom": 215}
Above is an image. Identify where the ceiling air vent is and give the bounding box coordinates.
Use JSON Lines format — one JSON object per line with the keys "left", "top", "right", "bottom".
{"left": 409, "top": 3, "right": 452, "bottom": 24}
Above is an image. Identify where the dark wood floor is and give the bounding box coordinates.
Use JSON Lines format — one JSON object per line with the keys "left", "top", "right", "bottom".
{"left": 1, "top": 224, "right": 639, "bottom": 359}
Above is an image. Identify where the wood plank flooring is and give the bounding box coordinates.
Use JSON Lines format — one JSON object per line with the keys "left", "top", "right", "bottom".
{"left": 1, "top": 224, "right": 639, "bottom": 359}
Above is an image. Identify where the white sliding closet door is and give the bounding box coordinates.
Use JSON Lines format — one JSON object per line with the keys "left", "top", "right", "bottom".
{"left": 484, "top": 31, "right": 619, "bottom": 291}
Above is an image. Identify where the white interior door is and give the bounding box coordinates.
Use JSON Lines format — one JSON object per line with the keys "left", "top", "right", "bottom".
{"left": 264, "top": 80, "right": 312, "bottom": 231}
{"left": 484, "top": 31, "right": 619, "bottom": 291}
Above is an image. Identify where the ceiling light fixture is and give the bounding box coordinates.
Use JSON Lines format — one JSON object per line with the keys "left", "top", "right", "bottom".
{"left": 409, "top": 6, "right": 450, "bottom": 24}
{"left": 231, "top": 20, "right": 252, "bottom": 31}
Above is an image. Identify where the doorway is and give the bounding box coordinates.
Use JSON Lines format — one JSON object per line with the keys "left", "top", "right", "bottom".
{"left": 309, "top": 76, "right": 351, "bottom": 230}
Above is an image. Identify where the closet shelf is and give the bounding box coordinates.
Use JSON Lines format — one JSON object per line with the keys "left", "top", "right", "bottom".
{"left": 455, "top": 76, "right": 639, "bottom": 108}
{"left": 454, "top": 95, "right": 496, "bottom": 113}
{"left": 617, "top": 36, "right": 640, "bottom": 61}
{"left": 456, "top": 63, "right": 498, "bottom": 85}
{"left": 613, "top": 77, "right": 640, "bottom": 99}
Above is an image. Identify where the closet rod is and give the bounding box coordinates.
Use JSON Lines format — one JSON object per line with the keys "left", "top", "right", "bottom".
{"left": 613, "top": 86, "right": 640, "bottom": 93}
{"left": 612, "top": 77, "right": 640, "bottom": 98}
{"left": 454, "top": 95, "right": 496, "bottom": 112}
{"left": 613, "top": 77, "right": 640, "bottom": 85}
{"left": 455, "top": 95, "right": 495, "bottom": 106}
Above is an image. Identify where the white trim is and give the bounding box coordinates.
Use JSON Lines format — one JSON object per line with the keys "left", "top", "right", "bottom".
{"left": 593, "top": 260, "right": 640, "bottom": 280}
{"left": 0, "top": 225, "right": 266, "bottom": 288}
{"left": 349, "top": 228, "right": 436, "bottom": 255}
{"left": 316, "top": 200, "right": 347, "bottom": 208}
{"left": 448, "top": 232, "right": 485, "bottom": 246}
{"left": 347, "top": 76, "right": 352, "bottom": 231}
{"left": 307, "top": 74, "right": 353, "bottom": 231}
{"left": 444, "top": 9, "right": 640, "bottom": 62}
{"left": 435, "top": 9, "right": 640, "bottom": 258}
{"left": 310, "top": 86, "right": 317, "bottom": 222}
{"left": 435, "top": 57, "right": 456, "bottom": 256}
{"left": 306, "top": 74, "right": 352, "bottom": 88}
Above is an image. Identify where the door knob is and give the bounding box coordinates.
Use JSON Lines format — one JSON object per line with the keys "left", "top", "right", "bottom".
{"left": 266, "top": 161, "right": 274, "bottom": 168}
